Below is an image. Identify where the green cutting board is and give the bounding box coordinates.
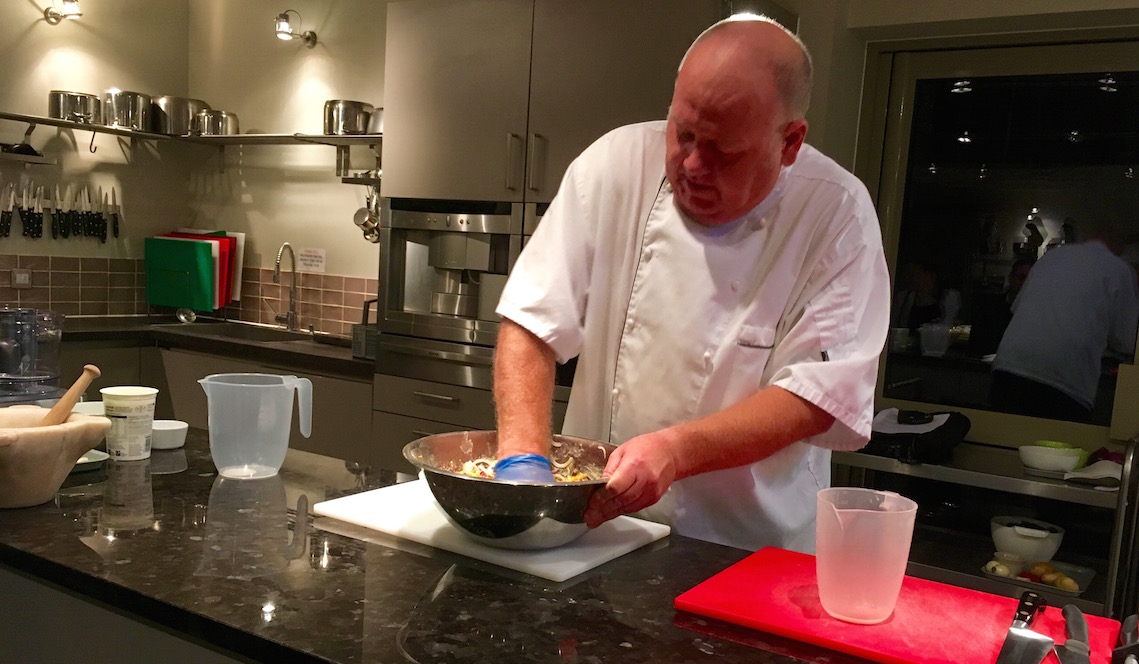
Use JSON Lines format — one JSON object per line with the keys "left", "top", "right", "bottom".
{"left": 145, "top": 237, "right": 215, "bottom": 311}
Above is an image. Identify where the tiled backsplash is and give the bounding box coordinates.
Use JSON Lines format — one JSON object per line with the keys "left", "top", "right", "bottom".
{"left": 0, "top": 254, "right": 378, "bottom": 337}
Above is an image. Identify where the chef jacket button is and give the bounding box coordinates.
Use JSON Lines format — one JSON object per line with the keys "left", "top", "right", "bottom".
{"left": 730, "top": 281, "right": 739, "bottom": 292}
{"left": 644, "top": 248, "right": 653, "bottom": 261}
{"left": 611, "top": 388, "right": 619, "bottom": 397}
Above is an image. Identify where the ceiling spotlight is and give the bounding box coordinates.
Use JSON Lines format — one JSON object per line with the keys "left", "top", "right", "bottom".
{"left": 979, "top": 163, "right": 988, "bottom": 180}
{"left": 274, "top": 9, "right": 317, "bottom": 47}
{"left": 1099, "top": 74, "right": 1118, "bottom": 92}
{"left": 1067, "top": 130, "right": 1083, "bottom": 143}
{"left": 957, "top": 131, "right": 972, "bottom": 144}
{"left": 44, "top": 0, "right": 81, "bottom": 24}
{"left": 927, "top": 163, "right": 938, "bottom": 174}
{"left": 950, "top": 80, "right": 972, "bottom": 94}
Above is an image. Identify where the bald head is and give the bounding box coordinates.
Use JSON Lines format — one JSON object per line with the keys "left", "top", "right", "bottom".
{"left": 680, "top": 15, "right": 813, "bottom": 120}
{"left": 664, "top": 14, "right": 812, "bottom": 225}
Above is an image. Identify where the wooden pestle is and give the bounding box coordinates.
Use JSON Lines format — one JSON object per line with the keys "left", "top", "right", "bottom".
{"left": 38, "top": 364, "right": 101, "bottom": 426}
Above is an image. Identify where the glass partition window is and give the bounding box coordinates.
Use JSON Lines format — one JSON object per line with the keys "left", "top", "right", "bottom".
{"left": 881, "top": 51, "right": 1139, "bottom": 428}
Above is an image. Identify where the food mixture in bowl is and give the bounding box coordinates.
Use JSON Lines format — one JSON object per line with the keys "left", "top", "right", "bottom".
{"left": 458, "top": 455, "right": 602, "bottom": 482}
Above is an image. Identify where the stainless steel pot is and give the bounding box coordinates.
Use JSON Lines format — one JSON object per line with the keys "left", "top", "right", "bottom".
{"left": 194, "top": 109, "right": 240, "bottom": 136}
{"left": 102, "top": 90, "right": 152, "bottom": 130}
{"left": 323, "top": 100, "right": 374, "bottom": 135}
{"left": 150, "top": 96, "right": 211, "bottom": 136}
{"left": 47, "top": 91, "right": 101, "bottom": 124}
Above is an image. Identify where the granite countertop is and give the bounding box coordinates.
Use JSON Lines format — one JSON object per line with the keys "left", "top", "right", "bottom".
{"left": 0, "top": 430, "right": 870, "bottom": 664}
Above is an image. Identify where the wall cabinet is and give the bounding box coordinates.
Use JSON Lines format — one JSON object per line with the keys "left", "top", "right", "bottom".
{"left": 380, "top": 0, "right": 722, "bottom": 203}
{"left": 160, "top": 349, "right": 371, "bottom": 464}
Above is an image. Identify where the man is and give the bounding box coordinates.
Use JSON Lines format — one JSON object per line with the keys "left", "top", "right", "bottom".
{"left": 492, "top": 15, "right": 890, "bottom": 552}
{"left": 990, "top": 233, "right": 1138, "bottom": 422}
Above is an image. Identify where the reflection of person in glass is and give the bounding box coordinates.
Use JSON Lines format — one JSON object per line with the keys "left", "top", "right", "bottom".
{"left": 969, "top": 257, "right": 1035, "bottom": 356}
{"left": 989, "top": 230, "right": 1139, "bottom": 421}
{"left": 892, "top": 259, "right": 960, "bottom": 331}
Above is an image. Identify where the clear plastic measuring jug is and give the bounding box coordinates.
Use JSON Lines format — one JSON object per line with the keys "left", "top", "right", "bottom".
{"left": 198, "top": 373, "right": 312, "bottom": 479}
{"left": 815, "top": 487, "right": 917, "bottom": 624}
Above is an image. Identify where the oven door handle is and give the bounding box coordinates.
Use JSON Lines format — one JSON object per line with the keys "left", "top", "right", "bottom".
{"left": 381, "top": 341, "right": 493, "bottom": 366}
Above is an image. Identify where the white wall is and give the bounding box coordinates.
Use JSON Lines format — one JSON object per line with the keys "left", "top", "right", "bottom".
{"left": 0, "top": 0, "right": 195, "bottom": 260}
{"left": 0, "top": 0, "right": 390, "bottom": 279}
{"left": 184, "top": 0, "right": 391, "bottom": 275}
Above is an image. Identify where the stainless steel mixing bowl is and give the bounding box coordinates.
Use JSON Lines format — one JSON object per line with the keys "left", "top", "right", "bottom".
{"left": 402, "top": 430, "right": 615, "bottom": 550}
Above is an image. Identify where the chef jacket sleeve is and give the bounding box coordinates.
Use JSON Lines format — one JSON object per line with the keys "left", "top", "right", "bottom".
{"left": 496, "top": 158, "right": 595, "bottom": 364}
{"left": 765, "top": 202, "right": 891, "bottom": 450}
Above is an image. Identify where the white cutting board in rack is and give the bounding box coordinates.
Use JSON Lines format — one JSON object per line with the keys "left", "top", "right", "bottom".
{"left": 312, "top": 480, "right": 670, "bottom": 583}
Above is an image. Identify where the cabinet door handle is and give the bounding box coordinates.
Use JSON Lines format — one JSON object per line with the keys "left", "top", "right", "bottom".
{"left": 505, "top": 133, "right": 522, "bottom": 191}
{"left": 527, "top": 133, "right": 546, "bottom": 192}
{"left": 413, "top": 391, "right": 458, "bottom": 403}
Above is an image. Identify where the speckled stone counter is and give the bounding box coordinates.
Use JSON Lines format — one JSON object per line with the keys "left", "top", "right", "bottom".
{"left": 0, "top": 430, "right": 874, "bottom": 664}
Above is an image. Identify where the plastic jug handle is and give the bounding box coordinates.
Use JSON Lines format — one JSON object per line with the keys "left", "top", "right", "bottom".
{"left": 294, "top": 376, "right": 313, "bottom": 438}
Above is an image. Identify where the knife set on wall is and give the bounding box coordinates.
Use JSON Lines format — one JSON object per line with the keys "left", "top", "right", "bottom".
{"left": 0, "top": 176, "right": 121, "bottom": 242}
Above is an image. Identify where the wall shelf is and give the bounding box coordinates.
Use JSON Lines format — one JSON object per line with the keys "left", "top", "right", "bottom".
{"left": 0, "top": 151, "right": 56, "bottom": 166}
{"left": 0, "top": 111, "right": 380, "bottom": 177}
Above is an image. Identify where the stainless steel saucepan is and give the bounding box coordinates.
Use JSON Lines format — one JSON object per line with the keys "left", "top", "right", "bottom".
{"left": 194, "top": 109, "right": 240, "bottom": 136}
{"left": 47, "top": 91, "right": 101, "bottom": 124}
{"left": 150, "top": 96, "right": 211, "bottom": 136}
{"left": 323, "top": 100, "right": 374, "bottom": 135}
{"left": 102, "top": 89, "right": 152, "bottom": 130}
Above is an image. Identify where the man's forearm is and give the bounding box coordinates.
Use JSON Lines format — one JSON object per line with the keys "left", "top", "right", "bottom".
{"left": 493, "top": 318, "right": 557, "bottom": 458}
{"left": 666, "top": 386, "right": 836, "bottom": 480}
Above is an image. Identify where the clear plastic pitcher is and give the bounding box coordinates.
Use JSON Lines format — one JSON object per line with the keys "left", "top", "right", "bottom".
{"left": 198, "top": 373, "right": 312, "bottom": 479}
{"left": 816, "top": 487, "right": 917, "bottom": 624}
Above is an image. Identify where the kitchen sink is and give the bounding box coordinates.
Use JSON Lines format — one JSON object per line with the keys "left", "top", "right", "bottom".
{"left": 155, "top": 322, "right": 312, "bottom": 343}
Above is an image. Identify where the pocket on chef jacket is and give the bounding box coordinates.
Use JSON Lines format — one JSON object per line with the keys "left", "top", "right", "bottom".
{"left": 737, "top": 324, "right": 776, "bottom": 350}
{"left": 731, "top": 324, "right": 777, "bottom": 378}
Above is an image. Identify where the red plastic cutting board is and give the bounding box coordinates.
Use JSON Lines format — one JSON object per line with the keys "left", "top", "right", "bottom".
{"left": 675, "top": 547, "right": 1120, "bottom": 664}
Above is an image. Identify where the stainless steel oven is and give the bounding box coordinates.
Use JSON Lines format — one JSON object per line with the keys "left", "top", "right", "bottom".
{"left": 377, "top": 198, "right": 523, "bottom": 348}
{"left": 372, "top": 199, "right": 571, "bottom": 473}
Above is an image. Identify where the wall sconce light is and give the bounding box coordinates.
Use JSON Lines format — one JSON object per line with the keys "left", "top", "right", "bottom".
{"left": 274, "top": 10, "right": 317, "bottom": 47}
{"left": 44, "top": 0, "right": 82, "bottom": 24}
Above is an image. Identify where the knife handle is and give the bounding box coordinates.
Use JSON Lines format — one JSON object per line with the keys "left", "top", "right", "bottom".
{"left": 1122, "top": 614, "right": 1139, "bottom": 647}
{"left": 1062, "top": 604, "right": 1090, "bottom": 645}
{"left": 1016, "top": 591, "right": 1046, "bottom": 627}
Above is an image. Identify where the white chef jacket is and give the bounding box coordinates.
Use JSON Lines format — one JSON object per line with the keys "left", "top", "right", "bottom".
{"left": 993, "top": 240, "right": 1139, "bottom": 408}
{"left": 497, "top": 121, "right": 890, "bottom": 552}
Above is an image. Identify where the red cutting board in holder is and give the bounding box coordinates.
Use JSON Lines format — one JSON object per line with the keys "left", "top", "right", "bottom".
{"left": 675, "top": 547, "right": 1120, "bottom": 664}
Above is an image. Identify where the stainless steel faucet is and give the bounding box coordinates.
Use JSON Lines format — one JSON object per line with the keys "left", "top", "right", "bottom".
{"left": 273, "top": 242, "right": 298, "bottom": 331}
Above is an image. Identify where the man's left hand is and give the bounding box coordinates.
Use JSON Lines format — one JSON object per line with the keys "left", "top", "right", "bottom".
{"left": 584, "top": 429, "right": 680, "bottom": 528}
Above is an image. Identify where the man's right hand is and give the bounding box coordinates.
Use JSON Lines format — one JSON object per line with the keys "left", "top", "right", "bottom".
{"left": 494, "top": 454, "right": 556, "bottom": 483}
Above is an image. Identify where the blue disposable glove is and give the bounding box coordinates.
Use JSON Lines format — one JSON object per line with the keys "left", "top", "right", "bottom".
{"left": 493, "top": 454, "right": 555, "bottom": 483}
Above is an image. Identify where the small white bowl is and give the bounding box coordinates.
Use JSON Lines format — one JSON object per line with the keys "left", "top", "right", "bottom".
{"left": 151, "top": 420, "right": 188, "bottom": 450}
{"left": 1019, "top": 445, "right": 1082, "bottom": 472}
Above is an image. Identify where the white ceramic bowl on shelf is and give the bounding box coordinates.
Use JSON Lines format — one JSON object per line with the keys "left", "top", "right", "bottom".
{"left": 1018, "top": 445, "right": 1082, "bottom": 472}
{"left": 991, "top": 516, "right": 1064, "bottom": 563}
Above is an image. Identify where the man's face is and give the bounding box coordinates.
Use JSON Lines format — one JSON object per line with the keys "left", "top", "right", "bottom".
{"left": 665, "top": 62, "right": 805, "bottom": 226}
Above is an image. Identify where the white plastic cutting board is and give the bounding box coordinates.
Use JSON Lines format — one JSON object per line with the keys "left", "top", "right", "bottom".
{"left": 312, "top": 480, "right": 670, "bottom": 582}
